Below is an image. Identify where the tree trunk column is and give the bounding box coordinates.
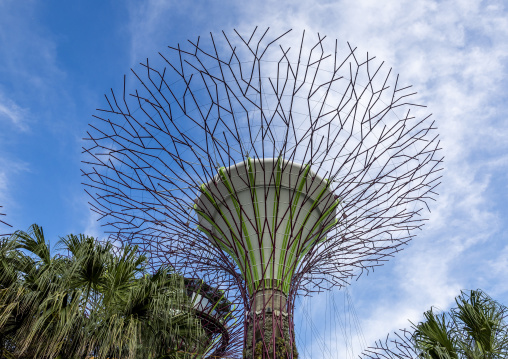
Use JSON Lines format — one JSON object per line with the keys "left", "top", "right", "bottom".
{"left": 244, "top": 290, "right": 298, "bottom": 358}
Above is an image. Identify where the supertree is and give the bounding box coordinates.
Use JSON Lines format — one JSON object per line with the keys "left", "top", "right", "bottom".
{"left": 82, "top": 28, "right": 442, "bottom": 358}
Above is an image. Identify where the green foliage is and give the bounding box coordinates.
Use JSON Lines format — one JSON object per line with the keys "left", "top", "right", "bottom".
{"left": 412, "top": 290, "right": 508, "bottom": 359}
{"left": 412, "top": 310, "right": 458, "bottom": 359}
{"left": 253, "top": 337, "right": 298, "bottom": 359}
{"left": 0, "top": 224, "right": 207, "bottom": 359}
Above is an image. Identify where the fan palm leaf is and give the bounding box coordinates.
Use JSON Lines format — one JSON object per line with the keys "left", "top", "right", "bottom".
{"left": 0, "top": 224, "right": 208, "bottom": 359}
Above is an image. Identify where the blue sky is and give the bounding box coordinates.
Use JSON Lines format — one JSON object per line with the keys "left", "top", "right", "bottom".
{"left": 1, "top": 0, "right": 508, "bottom": 357}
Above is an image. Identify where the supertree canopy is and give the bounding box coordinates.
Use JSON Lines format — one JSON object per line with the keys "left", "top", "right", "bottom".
{"left": 83, "top": 28, "right": 442, "bottom": 358}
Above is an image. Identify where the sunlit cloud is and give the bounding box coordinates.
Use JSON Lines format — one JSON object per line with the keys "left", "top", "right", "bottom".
{"left": 0, "top": 91, "right": 30, "bottom": 131}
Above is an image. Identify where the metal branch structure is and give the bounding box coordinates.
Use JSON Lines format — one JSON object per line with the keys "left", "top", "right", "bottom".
{"left": 82, "top": 28, "right": 442, "bottom": 358}
{"left": 0, "top": 206, "right": 12, "bottom": 236}
{"left": 361, "top": 330, "right": 420, "bottom": 359}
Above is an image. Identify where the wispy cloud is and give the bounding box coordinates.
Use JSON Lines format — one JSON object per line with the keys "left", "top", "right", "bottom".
{"left": 271, "top": 1, "right": 508, "bottom": 355}
{"left": 0, "top": 90, "right": 30, "bottom": 131}
{"left": 0, "top": 1, "right": 78, "bottom": 242}
{"left": 0, "top": 1, "right": 68, "bottom": 132}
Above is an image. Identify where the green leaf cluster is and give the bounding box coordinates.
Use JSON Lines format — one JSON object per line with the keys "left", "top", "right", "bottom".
{"left": 0, "top": 224, "right": 207, "bottom": 359}
{"left": 412, "top": 290, "right": 508, "bottom": 359}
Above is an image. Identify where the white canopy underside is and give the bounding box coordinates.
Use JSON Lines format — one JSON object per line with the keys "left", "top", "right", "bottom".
{"left": 195, "top": 158, "right": 338, "bottom": 294}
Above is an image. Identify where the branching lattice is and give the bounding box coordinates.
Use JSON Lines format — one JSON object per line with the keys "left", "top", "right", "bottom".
{"left": 0, "top": 206, "right": 12, "bottom": 236}
{"left": 82, "top": 28, "right": 442, "bottom": 358}
{"left": 362, "top": 330, "right": 420, "bottom": 359}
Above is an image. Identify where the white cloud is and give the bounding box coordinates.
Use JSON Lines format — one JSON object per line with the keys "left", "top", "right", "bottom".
{"left": 82, "top": 204, "right": 105, "bottom": 241}
{"left": 0, "top": 90, "right": 30, "bottom": 131}
{"left": 0, "top": 1, "right": 74, "bottom": 237}
{"left": 0, "top": 1, "right": 67, "bottom": 131}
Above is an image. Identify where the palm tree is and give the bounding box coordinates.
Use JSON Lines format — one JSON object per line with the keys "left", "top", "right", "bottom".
{"left": 413, "top": 290, "right": 508, "bottom": 359}
{"left": 361, "top": 290, "right": 508, "bottom": 359}
{"left": 0, "top": 224, "right": 207, "bottom": 359}
{"left": 412, "top": 309, "right": 458, "bottom": 359}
